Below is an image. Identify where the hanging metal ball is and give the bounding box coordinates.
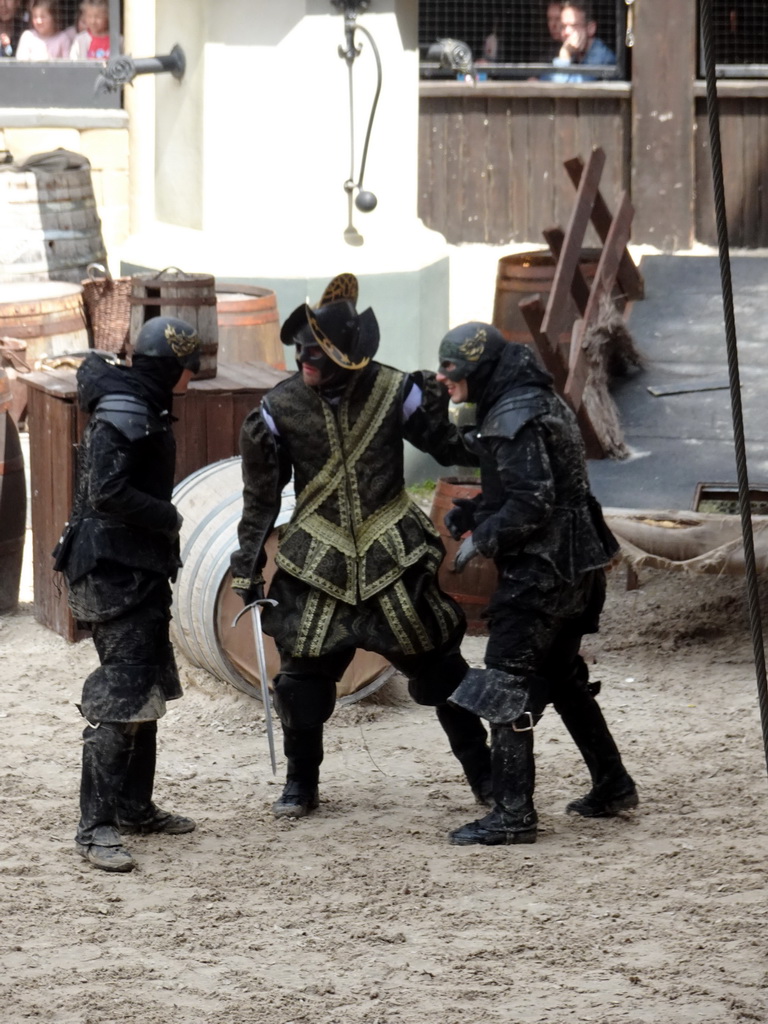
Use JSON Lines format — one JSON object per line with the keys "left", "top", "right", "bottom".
{"left": 355, "top": 190, "right": 378, "bottom": 212}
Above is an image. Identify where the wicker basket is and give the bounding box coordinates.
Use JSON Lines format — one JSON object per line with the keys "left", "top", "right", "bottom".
{"left": 81, "top": 264, "right": 132, "bottom": 356}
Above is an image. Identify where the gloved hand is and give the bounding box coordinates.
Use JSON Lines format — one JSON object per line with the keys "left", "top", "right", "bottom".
{"left": 444, "top": 498, "right": 477, "bottom": 541}
{"left": 452, "top": 535, "right": 478, "bottom": 573}
{"left": 232, "top": 576, "right": 265, "bottom": 606}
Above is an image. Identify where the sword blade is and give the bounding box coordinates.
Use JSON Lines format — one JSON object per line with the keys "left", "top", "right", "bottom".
{"left": 249, "top": 605, "right": 277, "bottom": 775}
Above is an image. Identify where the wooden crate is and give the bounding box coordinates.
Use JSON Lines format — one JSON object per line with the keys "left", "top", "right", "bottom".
{"left": 25, "top": 360, "right": 288, "bottom": 641}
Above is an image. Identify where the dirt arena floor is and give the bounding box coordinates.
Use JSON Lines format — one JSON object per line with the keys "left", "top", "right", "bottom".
{"left": 2, "top": 554, "right": 768, "bottom": 1024}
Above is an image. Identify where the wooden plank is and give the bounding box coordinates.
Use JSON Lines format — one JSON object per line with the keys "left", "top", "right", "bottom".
{"left": 742, "top": 104, "right": 761, "bottom": 249}
{"left": 526, "top": 97, "right": 556, "bottom": 243}
{"left": 541, "top": 147, "right": 605, "bottom": 340}
{"left": 28, "top": 385, "right": 84, "bottom": 641}
{"left": 720, "top": 98, "right": 745, "bottom": 245}
{"left": 564, "top": 155, "right": 644, "bottom": 301}
{"left": 552, "top": 97, "right": 580, "bottom": 236}
{"left": 758, "top": 102, "right": 768, "bottom": 246}
{"left": 518, "top": 296, "right": 568, "bottom": 392}
{"left": 486, "top": 97, "right": 513, "bottom": 244}
{"left": 518, "top": 298, "right": 604, "bottom": 459}
{"left": 694, "top": 101, "right": 716, "bottom": 245}
{"left": 565, "top": 191, "right": 634, "bottom": 411}
{"left": 461, "top": 96, "right": 491, "bottom": 244}
{"left": 630, "top": 0, "right": 696, "bottom": 249}
{"left": 508, "top": 98, "right": 529, "bottom": 241}
{"left": 543, "top": 226, "right": 591, "bottom": 314}
{"left": 205, "top": 395, "right": 236, "bottom": 467}
{"left": 444, "top": 102, "right": 466, "bottom": 245}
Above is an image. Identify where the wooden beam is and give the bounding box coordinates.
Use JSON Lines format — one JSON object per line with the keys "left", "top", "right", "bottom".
{"left": 541, "top": 147, "right": 605, "bottom": 340}
{"left": 629, "top": 0, "right": 696, "bottom": 249}
{"left": 564, "top": 156, "right": 644, "bottom": 302}
{"left": 565, "top": 191, "right": 634, "bottom": 411}
{"left": 517, "top": 296, "right": 568, "bottom": 393}
{"left": 543, "top": 225, "right": 591, "bottom": 314}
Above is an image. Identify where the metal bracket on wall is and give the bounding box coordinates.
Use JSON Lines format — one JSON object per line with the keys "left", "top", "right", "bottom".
{"left": 95, "top": 44, "right": 186, "bottom": 94}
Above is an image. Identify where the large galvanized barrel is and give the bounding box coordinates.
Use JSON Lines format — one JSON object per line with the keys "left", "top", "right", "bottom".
{"left": 171, "top": 457, "right": 393, "bottom": 702}
{"left": 216, "top": 285, "right": 285, "bottom": 369}
{"left": 0, "top": 367, "right": 26, "bottom": 614}
{"left": 492, "top": 248, "right": 601, "bottom": 346}
{"left": 429, "top": 476, "right": 497, "bottom": 636}
{"left": 0, "top": 164, "right": 107, "bottom": 284}
{"left": 129, "top": 269, "right": 219, "bottom": 380}
{"left": 0, "top": 281, "right": 89, "bottom": 368}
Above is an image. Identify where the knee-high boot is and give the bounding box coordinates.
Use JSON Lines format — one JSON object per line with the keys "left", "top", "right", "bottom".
{"left": 117, "top": 721, "right": 157, "bottom": 824}
{"left": 77, "top": 722, "right": 132, "bottom": 845}
{"left": 448, "top": 724, "right": 538, "bottom": 845}
{"left": 435, "top": 703, "right": 492, "bottom": 804}
{"left": 272, "top": 724, "right": 323, "bottom": 818}
{"left": 554, "top": 690, "right": 638, "bottom": 816}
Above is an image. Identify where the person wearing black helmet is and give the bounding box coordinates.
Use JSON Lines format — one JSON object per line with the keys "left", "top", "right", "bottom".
{"left": 53, "top": 316, "right": 201, "bottom": 872}
{"left": 435, "top": 323, "right": 637, "bottom": 846}
{"left": 230, "top": 274, "right": 492, "bottom": 819}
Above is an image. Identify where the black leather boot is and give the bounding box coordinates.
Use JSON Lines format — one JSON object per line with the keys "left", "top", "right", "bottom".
{"left": 555, "top": 686, "right": 638, "bottom": 817}
{"left": 272, "top": 724, "right": 323, "bottom": 818}
{"left": 449, "top": 725, "right": 538, "bottom": 845}
{"left": 435, "top": 703, "right": 493, "bottom": 806}
{"left": 76, "top": 722, "right": 136, "bottom": 870}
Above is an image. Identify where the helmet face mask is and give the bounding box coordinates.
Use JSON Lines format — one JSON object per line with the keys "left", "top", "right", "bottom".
{"left": 133, "top": 316, "right": 202, "bottom": 375}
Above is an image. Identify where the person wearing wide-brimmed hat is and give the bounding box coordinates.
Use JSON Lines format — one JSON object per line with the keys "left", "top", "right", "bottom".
{"left": 230, "top": 274, "right": 492, "bottom": 819}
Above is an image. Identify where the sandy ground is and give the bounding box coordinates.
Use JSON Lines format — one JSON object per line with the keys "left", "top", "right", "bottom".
{"left": 2, "top": 530, "right": 768, "bottom": 1024}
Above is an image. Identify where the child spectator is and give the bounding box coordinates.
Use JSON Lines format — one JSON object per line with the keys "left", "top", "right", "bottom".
{"left": 16, "top": 0, "right": 73, "bottom": 59}
{"left": 0, "top": 0, "right": 25, "bottom": 58}
{"left": 70, "top": 0, "right": 113, "bottom": 60}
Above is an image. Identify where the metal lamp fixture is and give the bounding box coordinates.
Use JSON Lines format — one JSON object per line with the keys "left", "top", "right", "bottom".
{"left": 331, "top": 1, "right": 381, "bottom": 245}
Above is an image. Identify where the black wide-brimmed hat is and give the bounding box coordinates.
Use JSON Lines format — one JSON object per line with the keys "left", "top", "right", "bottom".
{"left": 280, "top": 273, "right": 380, "bottom": 370}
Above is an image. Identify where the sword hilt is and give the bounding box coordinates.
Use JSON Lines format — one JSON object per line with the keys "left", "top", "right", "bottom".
{"left": 231, "top": 597, "right": 278, "bottom": 629}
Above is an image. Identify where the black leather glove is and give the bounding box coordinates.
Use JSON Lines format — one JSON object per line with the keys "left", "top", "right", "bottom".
{"left": 232, "top": 575, "right": 265, "bottom": 606}
{"left": 444, "top": 498, "right": 477, "bottom": 541}
{"left": 452, "top": 535, "right": 478, "bottom": 573}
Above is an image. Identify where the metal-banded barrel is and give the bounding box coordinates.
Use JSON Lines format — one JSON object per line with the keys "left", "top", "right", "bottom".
{"left": 171, "top": 457, "right": 393, "bottom": 702}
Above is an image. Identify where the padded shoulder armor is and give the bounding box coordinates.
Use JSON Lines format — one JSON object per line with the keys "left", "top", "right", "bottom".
{"left": 478, "top": 391, "right": 552, "bottom": 440}
{"left": 92, "top": 394, "right": 168, "bottom": 441}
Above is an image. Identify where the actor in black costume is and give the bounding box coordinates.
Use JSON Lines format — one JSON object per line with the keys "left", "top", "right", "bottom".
{"left": 435, "top": 323, "right": 638, "bottom": 846}
{"left": 53, "top": 316, "right": 201, "bottom": 872}
{"left": 230, "top": 274, "right": 491, "bottom": 819}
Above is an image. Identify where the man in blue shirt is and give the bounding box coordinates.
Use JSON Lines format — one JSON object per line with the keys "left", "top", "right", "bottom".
{"left": 551, "top": 2, "right": 616, "bottom": 82}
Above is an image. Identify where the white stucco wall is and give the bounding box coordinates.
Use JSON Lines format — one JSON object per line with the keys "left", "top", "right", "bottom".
{"left": 120, "top": 0, "right": 464, "bottom": 385}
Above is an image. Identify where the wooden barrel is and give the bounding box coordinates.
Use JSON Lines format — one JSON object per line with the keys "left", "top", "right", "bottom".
{"left": 0, "top": 370, "right": 26, "bottom": 614}
{"left": 216, "top": 284, "right": 286, "bottom": 369}
{"left": 171, "top": 457, "right": 394, "bottom": 702}
{"left": 0, "top": 165, "right": 107, "bottom": 284}
{"left": 430, "top": 476, "right": 497, "bottom": 636}
{"left": 129, "top": 270, "right": 218, "bottom": 380}
{"left": 492, "top": 248, "right": 601, "bottom": 346}
{"left": 0, "top": 282, "right": 89, "bottom": 368}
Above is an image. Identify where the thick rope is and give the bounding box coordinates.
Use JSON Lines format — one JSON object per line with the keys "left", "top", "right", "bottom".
{"left": 701, "top": 0, "right": 768, "bottom": 776}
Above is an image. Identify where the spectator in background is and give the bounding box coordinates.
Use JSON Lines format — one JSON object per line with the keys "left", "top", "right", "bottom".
{"left": 16, "top": 0, "right": 74, "bottom": 58}
{"left": 551, "top": 1, "right": 616, "bottom": 82}
{"left": 542, "top": 1, "right": 564, "bottom": 60}
{"left": 0, "top": 0, "right": 25, "bottom": 57}
{"left": 70, "top": 0, "right": 114, "bottom": 59}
